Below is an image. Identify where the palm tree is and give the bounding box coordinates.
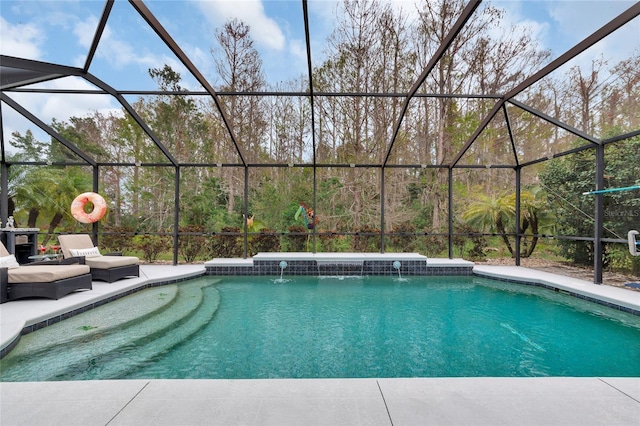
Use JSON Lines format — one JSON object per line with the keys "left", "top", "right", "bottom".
{"left": 40, "top": 167, "right": 92, "bottom": 245}
{"left": 12, "top": 166, "right": 49, "bottom": 228}
{"left": 504, "top": 187, "right": 551, "bottom": 257}
{"left": 463, "top": 188, "right": 550, "bottom": 258}
{"left": 12, "top": 166, "right": 91, "bottom": 244}
{"left": 462, "top": 192, "right": 516, "bottom": 255}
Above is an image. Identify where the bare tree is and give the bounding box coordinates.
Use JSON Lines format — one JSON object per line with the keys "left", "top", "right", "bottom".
{"left": 211, "top": 18, "right": 267, "bottom": 214}
{"left": 568, "top": 57, "right": 607, "bottom": 135}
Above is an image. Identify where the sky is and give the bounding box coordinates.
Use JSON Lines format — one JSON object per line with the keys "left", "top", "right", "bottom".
{"left": 0, "top": 0, "right": 638, "bottom": 149}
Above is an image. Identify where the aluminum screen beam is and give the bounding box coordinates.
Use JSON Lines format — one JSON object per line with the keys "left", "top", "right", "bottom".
{"left": 84, "top": 0, "right": 114, "bottom": 73}
{"left": 302, "top": 0, "right": 318, "bottom": 252}
{"left": 0, "top": 56, "right": 82, "bottom": 90}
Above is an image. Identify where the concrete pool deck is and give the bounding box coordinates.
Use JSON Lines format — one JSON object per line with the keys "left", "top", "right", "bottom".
{"left": 1, "top": 262, "right": 639, "bottom": 425}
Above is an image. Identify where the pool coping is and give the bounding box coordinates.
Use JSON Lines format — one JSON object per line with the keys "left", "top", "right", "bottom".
{"left": 1, "top": 261, "right": 639, "bottom": 358}
{"left": 473, "top": 265, "right": 640, "bottom": 315}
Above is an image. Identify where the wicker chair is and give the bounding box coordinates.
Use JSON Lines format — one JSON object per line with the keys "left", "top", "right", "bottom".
{"left": 58, "top": 234, "right": 140, "bottom": 283}
{"left": 0, "top": 242, "right": 92, "bottom": 303}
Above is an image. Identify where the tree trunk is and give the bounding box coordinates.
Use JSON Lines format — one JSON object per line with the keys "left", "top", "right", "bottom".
{"left": 496, "top": 216, "right": 514, "bottom": 255}
{"left": 43, "top": 212, "right": 63, "bottom": 245}
{"left": 27, "top": 208, "right": 39, "bottom": 228}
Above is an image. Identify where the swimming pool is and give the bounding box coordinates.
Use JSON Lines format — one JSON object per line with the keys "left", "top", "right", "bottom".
{"left": 1, "top": 275, "right": 639, "bottom": 381}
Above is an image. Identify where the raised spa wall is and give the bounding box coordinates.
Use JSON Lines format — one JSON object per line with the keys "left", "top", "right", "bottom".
{"left": 204, "top": 253, "right": 473, "bottom": 276}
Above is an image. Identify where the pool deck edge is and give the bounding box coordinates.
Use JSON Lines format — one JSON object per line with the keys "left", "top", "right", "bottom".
{"left": 473, "top": 265, "right": 640, "bottom": 314}
{"left": 1, "top": 377, "right": 639, "bottom": 425}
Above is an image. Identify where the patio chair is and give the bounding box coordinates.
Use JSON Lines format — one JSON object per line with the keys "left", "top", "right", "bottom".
{"left": 0, "top": 242, "right": 92, "bottom": 303}
{"left": 58, "top": 234, "right": 140, "bottom": 283}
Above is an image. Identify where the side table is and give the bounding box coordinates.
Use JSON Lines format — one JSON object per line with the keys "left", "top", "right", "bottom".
{"left": 0, "top": 228, "right": 39, "bottom": 264}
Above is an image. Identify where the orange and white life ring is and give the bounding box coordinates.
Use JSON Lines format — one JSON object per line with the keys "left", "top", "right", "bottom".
{"left": 71, "top": 192, "right": 107, "bottom": 224}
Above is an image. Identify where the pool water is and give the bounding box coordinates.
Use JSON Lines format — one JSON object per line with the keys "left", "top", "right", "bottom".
{"left": 2, "top": 275, "right": 640, "bottom": 380}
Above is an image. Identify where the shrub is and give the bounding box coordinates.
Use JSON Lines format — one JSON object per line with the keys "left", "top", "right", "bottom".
{"left": 210, "top": 226, "right": 243, "bottom": 258}
{"left": 352, "top": 225, "right": 381, "bottom": 252}
{"left": 178, "top": 225, "right": 207, "bottom": 263}
{"left": 318, "top": 230, "right": 349, "bottom": 252}
{"left": 285, "top": 225, "right": 308, "bottom": 251}
{"left": 100, "top": 226, "right": 135, "bottom": 254}
{"left": 249, "top": 228, "right": 281, "bottom": 255}
{"left": 136, "top": 234, "right": 171, "bottom": 263}
{"left": 389, "top": 223, "right": 417, "bottom": 251}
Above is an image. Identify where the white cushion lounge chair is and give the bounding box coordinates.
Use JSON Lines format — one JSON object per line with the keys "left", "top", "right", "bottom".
{"left": 58, "top": 234, "right": 140, "bottom": 283}
{"left": 0, "top": 242, "right": 92, "bottom": 303}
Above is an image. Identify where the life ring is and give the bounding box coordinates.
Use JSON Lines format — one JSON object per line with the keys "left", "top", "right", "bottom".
{"left": 71, "top": 192, "right": 107, "bottom": 223}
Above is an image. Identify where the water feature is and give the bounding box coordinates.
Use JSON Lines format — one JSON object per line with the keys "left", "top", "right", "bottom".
{"left": 392, "top": 260, "right": 410, "bottom": 282}
{"left": 316, "top": 259, "right": 364, "bottom": 277}
{"left": 273, "top": 260, "right": 290, "bottom": 283}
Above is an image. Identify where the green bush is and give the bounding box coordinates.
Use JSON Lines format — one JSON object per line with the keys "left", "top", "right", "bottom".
{"left": 178, "top": 225, "right": 207, "bottom": 262}
{"left": 249, "top": 228, "right": 281, "bottom": 255}
{"left": 100, "top": 226, "right": 136, "bottom": 254}
{"left": 318, "top": 231, "right": 349, "bottom": 252}
{"left": 210, "top": 226, "right": 243, "bottom": 258}
{"left": 389, "top": 223, "right": 417, "bottom": 252}
{"left": 136, "top": 234, "right": 171, "bottom": 263}
{"left": 285, "top": 225, "right": 308, "bottom": 252}
{"left": 352, "top": 225, "right": 381, "bottom": 252}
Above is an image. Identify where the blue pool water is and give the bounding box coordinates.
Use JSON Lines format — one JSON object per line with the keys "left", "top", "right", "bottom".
{"left": 2, "top": 275, "right": 640, "bottom": 380}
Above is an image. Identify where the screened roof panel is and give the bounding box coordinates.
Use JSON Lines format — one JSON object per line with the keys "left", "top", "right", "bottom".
{"left": 87, "top": 1, "right": 205, "bottom": 93}
{"left": 490, "top": 1, "right": 638, "bottom": 63}
{"left": 310, "top": 0, "right": 421, "bottom": 95}
{"left": 121, "top": 94, "right": 194, "bottom": 165}
{"left": 262, "top": 94, "right": 313, "bottom": 165}
{"left": 457, "top": 111, "right": 517, "bottom": 167}
{"left": 510, "top": 14, "right": 640, "bottom": 140}
{"left": 144, "top": 0, "right": 310, "bottom": 90}
{"left": 1, "top": 0, "right": 639, "bottom": 169}
{"left": 1, "top": 88, "right": 121, "bottom": 163}
{"left": 2, "top": 99, "right": 58, "bottom": 158}
{"left": 506, "top": 102, "right": 596, "bottom": 165}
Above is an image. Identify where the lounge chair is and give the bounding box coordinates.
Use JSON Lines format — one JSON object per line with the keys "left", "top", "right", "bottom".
{"left": 0, "top": 242, "right": 92, "bottom": 303}
{"left": 58, "top": 234, "right": 140, "bottom": 283}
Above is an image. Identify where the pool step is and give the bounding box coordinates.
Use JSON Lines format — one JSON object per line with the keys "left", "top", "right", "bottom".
{"left": 74, "top": 284, "right": 220, "bottom": 380}
{"left": 5, "top": 285, "right": 180, "bottom": 360}
{"left": 0, "top": 279, "right": 219, "bottom": 381}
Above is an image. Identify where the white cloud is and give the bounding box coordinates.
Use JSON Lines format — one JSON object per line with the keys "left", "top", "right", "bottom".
{"left": 289, "top": 39, "right": 306, "bottom": 63}
{"left": 0, "top": 16, "right": 42, "bottom": 59}
{"left": 72, "top": 16, "right": 188, "bottom": 80}
{"left": 73, "top": 15, "right": 98, "bottom": 50}
{"left": 195, "top": 0, "right": 286, "bottom": 50}
{"left": 182, "top": 44, "right": 215, "bottom": 88}
{"left": 547, "top": 1, "right": 636, "bottom": 41}
{"left": 38, "top": 78, "right": 119, "bottom": 123}
{"left": 541, "top": 1, "right": 639, "bottom": 75}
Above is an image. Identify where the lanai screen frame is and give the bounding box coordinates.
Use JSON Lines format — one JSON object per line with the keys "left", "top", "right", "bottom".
{"left": 1, "top": 0, "right": 639, "bottom": 284}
